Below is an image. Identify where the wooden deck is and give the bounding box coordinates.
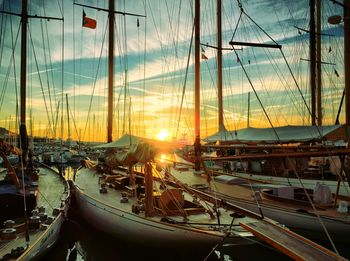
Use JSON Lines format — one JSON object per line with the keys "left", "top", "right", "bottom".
{"left": 169, "top": 167, "right": 350, "bottom": 219}
{"left": 241, "top": 220, "right": 346, "bottom": 261}
{"left": 0, "top": 167, "right": 68, "bottom": 259}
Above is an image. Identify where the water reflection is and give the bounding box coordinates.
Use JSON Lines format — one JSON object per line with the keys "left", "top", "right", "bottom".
{"left": 45, "top": 216, "right": 290, "bottom": 261}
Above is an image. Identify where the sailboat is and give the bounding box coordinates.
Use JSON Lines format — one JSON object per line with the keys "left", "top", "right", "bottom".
{"left": 69, "top": 0, "right": 349, "bottom": 259}
{"left": 167, "top": 0, "right": 350, "bottom": 256}
{"left": 0, "top": 0, "right": 70, "bottom": 259}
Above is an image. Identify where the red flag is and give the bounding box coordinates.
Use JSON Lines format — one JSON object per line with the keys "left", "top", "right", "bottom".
{"left": 201, "top": 53, "right": 208, "bottom": 60}
{"left": 83, "top": 11, "right": 96, "bottom": 29}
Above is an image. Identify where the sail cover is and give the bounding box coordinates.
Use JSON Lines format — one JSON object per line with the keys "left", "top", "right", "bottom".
{"left": 204, "top": 125, "right": 345, "bottom": 144}
{"left": 105, "top": 142, "right": 157, "bottom": 167}
{"left": 94, "top": 134, "right": 176, "bottom": 152}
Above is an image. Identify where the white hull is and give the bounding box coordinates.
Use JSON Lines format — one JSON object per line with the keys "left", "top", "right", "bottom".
{"left": 71, "top": 168, "right": 262, "bottom": 249}
{"left": 232, "top": 171, "right": 350, "bottom": 197}
{"left": 73, "top": 185, "right": 252, "bottom": 248}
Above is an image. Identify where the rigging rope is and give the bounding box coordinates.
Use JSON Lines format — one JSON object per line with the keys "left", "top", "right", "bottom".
{"left": 82, "top": 22, "right": 109, "bottom": 141}
{"left": 27, "top": 26, "right": 55, "bottom": 138}
{"left": 0, "top": 17, "right": 20, "bottom": 114}
{"left": 175, "top": 23, "right": 194, "bottom": 139}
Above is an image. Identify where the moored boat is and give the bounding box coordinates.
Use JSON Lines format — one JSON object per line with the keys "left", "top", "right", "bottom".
{"left": 167, "top": 163, "right": 350, "bottom": 253}
{"left": 0, "top": 141, "right": 70, "bottom": 260}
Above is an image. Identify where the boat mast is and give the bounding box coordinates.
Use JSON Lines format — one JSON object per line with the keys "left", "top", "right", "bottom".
{"left": 194, "top": 0, "right": 201, "bottom": 171}
{"left": 217, "top": 0, "right": 225, "bottom": 132}
{"left": 316, "top": 0, "right": 322, "bottom": 125}
{"left": 19, "top": 0, "right": 29, "bottom": 163}
{"left": 20, "top": 0, "right": 27, "bottom": 129}
{"left": 107, "top": 0, "right": 115, "bottom": 143}
{"left": 74, "top": 1, "right": 144, "bottom": 143}
{"left": 310, "top": 0, "right": 317, "bottom": 126}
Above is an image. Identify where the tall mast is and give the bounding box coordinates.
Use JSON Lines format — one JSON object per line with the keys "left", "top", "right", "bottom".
{"left": 19, "top": 0, "right": 29, "bottom": 163}
{"left": 73, "top": 2, "right": 144, "bottom": 143}
{"left": 194, "top": 0, "right": 201, "bottom": 171}
{"left": 20, "top": 0, "right": 27, "bottom": 127}
{"left": 316, "top": 0, "right": 322, "bottom": 125}
{"left": 310, "top": 0, "right": 317, "bottom": 125}
{"left": 217, "top": 0, "right": 224, "bottom": 132}
{"left": 107, "top": 0, "right": 115, "bottom": 143}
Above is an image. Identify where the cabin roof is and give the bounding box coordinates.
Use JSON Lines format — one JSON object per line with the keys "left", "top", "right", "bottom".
{"left": 204, "top": 125, "right": 345, "bottom": 144}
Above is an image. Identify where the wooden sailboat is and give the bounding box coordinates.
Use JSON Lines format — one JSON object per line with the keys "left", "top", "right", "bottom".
{"left": 177, "top": 0, "right": 350, "bottom": 198}
{"left": 0, "top": 0, "right": 70, "bottom": 259}
{"left": 170, "top": 0, "right": 350, "bottom": 256}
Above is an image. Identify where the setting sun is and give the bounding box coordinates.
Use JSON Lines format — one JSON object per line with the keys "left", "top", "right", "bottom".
{"left": 156, "top": 129, "right": 169, "bottom": 141}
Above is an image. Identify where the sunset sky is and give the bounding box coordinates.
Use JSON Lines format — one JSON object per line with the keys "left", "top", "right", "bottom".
{"left": 0, "top": 0, "right": 345, "bottom": 143}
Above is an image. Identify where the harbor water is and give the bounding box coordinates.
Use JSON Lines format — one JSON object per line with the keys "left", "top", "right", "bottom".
{"left": 42, "top": 213, "right": 291, "bottom": 261}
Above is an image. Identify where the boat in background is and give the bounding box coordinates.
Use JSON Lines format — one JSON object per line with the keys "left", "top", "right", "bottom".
{"left": 167, "top": 163, "right": 350, "bottom": 248}
{"left": 197, "top": 0, "right": 350, "bottom": 198}
{"left": 202, "top": 125, "right": 350, "bottom": 197}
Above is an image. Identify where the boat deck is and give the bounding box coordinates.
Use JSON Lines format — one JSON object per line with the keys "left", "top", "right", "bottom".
{"left": 0, "top": 229, "right": 42, "bottom": 258}
{"left": 37, "top": 167, "right": 67, "bottom": 213}
{"left": 0, "top": 167, "right": 68, "bottom": 259}
{"left": 241, "top": 220, "right": 346, "bottom": 261}
{"left": 74, "top": 167, "right": 258, "bottom": 234}
{"left": 169, "top": 168, "right": 350, "bottom": 220}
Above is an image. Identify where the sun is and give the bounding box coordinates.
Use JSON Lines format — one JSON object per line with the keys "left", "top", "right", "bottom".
{"left": 156, "top": 129, "right": 169, "bottom": 141}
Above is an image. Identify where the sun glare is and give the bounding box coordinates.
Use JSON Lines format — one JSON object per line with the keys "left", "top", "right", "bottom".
{"left": 156, "top": 129, "right": 169, "bottom": 141}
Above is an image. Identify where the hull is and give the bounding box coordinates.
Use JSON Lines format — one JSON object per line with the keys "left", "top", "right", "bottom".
{"left": 70, "top": 168, "right": 270, "bottom": 250}
{"left": 73, "top": 185, "right": 251, "bottom": 248}
{"left": 19, "top": 212, "right": 66, "bottom": 261}
{"left": 231, "top": 171, "right": 350, "bottom": 197}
